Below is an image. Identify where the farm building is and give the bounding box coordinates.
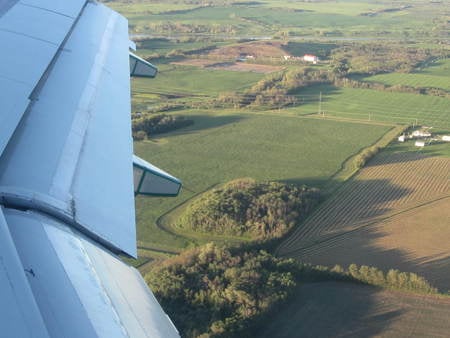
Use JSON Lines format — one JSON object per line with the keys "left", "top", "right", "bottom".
{"left": 303, "top": 54, "right": 319, "bottom": 64}
{"left": 442, "top": 135, "right": 450, "bottom": 142}
{"left": 398, "top": 135, "right": 405, "bottom": 142}
{"left": 415, "top": 141, "right": 425, "bottom": 147}
{"left": 411, "top": 130, "right": 432, "bottom": 138}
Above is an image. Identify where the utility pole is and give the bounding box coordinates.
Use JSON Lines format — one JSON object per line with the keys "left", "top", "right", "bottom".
{"left": 318, "top": 91, "right": 322, "bottom": 116}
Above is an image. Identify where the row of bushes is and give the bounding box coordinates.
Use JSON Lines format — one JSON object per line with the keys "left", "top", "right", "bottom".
{"left": 132, "top": 113, "right": 193, "bottom": 140}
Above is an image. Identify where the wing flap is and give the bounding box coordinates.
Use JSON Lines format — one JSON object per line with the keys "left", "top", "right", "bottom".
{"left": 133, "top": 155, "right": 182, "bottom": 196}
{"left": 130, "top": 52, "right": 157, "bottom": 78}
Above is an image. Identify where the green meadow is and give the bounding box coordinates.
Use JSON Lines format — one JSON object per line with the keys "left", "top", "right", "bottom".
{"left": 363, "top": 58, "right": 450, "bottom": 91}
{"left": 134, "top": 111, "right": 390, "bottom": 252}
{"left": 132, "top": 64, "right": 264, "bottom": 97}
{"left": 109, "top": 0, "right": 449, "bottom": 38}
{"left": 290, "top": 85, "right": 450, "bottom": 128}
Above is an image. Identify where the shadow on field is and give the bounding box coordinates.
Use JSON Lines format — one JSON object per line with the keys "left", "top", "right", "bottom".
{"left": 365, "top": 150, "right": 429, "bottom": 166}
{"left": 279, "top": 177, "right": 333, "bottom": 190}
{"left": 257, "top": 282, "right": 403, "bottom": 338}
{"left": 412, "top": 255, "right": 450, "bottom": 293}
{"left": 281, "top": 190, "right": 450, "bottom": 292}
{"left": 162, "top": 114, "right": 246, "bottom": 137}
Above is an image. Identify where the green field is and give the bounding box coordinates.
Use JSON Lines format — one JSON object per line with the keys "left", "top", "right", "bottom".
{"left": 109, "top": 0, "right": 450, "bottom": 38}
{"left": 363, "top": 58, "right": 450, "bottom": 91}
{"left": 132, "top": 64, "right": 264, "bottom": 97}
{"left": 134, "top": 111, "right": 390, "bottom": 252}
{"left": 134, "top": 38, "right": 223, "bottom": 57}
{"left": 289, "top": 85, "right": 450, "bottom": 128}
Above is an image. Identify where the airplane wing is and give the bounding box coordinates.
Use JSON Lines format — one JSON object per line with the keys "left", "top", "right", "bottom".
{"left": 0, "top": 1, "right": 180, "bottom": 337}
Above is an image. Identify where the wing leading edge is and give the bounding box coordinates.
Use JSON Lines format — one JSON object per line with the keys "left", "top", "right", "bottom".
{"left": 0, "top": 1, "right": 181, "bottom": 337}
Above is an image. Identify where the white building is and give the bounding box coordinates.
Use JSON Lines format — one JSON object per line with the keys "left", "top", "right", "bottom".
{"left": 412, "top": 130, "right": 432, "bottom": 138}
{"left": 303, "top": 54, "right": 319, "bottom": 64}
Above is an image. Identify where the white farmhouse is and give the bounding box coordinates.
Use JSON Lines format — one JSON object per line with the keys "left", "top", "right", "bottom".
{"left": 303, "top": 54, "right": 319, "bottom": 64}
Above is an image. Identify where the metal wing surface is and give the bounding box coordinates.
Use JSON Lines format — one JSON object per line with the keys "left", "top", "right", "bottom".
{"left": 0, "top": 1, "right": 181, "bottom": 337}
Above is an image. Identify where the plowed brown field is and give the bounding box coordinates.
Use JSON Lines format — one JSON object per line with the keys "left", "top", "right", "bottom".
{"left": 278, "top": 151, "right": 450, "bottom": 291}
{"left": 258, "top": 282, "right": 450, "bottom": 338}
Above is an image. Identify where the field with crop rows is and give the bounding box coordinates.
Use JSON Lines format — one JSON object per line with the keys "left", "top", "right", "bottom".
{"left": 278, "top": 150, "right": 450, "bottom": 290}
{"left": 292, "top": 85, "right": 450, "bottom": 128}
{"left": 258, "top": 282, "right": 450, "bottom": 338}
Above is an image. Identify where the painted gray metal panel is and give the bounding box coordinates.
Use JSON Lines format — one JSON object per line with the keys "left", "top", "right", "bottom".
{"left": 133, "top": 155, "right": 181, "bottom": 183}
{"left": 0, "top": 0, "right": 83, "bottom": 156}
{"left": 0, "top": 30, "right": 56, "bottom": 154}
{"left": 130, "top": 52, "right": 157, "bottom": 78}
{"left": 0, "top": 208, "right": 50, "bottom": 338}
{"left": 0, "top": 3, "right": 73, "bottom": 45}
{"left": 0, "top": 78, "right": 31, "bottom": 158}
{"left": 0, "top": 2, "right": 137, "bottom": 256}
{"left": 5, "top": 209, "right": 180, "bottom": 338}
{"left": 139, "top": 172, "right": 182, "bottom": 196}
{"left": 82, "top": 237, "right": 180, "bottom": 338}
{"left": 5, "top": 209, "right": 98, "bottom": 338}
{"left": 70, "top": 3, "right": 137, "bottom": 256}
{"left": 0, "top": 30, "right": 57, "bottom": 85}
{"left": 19, "top": 0, "right": 86, "bottom": 18}
{"left": 133, "top": 155, "right": 181, "bottom": 196}
{"left": 0, "top": 0, "right": 18, "bottom": 18}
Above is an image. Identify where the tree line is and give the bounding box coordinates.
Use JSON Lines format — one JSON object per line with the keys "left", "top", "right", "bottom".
{"left": 132, "top": 113, "right": 193, "bottom": 140}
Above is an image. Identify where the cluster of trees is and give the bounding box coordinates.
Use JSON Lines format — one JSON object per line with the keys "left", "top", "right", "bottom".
{"left": 132, "top": 113, "right": 193, "bottom": 140}
{"left": 177, "top": 178, "right": 320, "bottom": 239}
{"left": 146, "top": 244, "right": 301, "bottom": 338}
{"left": 218, "top": 68, "right": 332, "bottom": 109}
{"left": 146, "top": 243, "right": 438, "bottom": 338}
{"left": 330, "top": 43, "right": 435, "bottom": 75}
